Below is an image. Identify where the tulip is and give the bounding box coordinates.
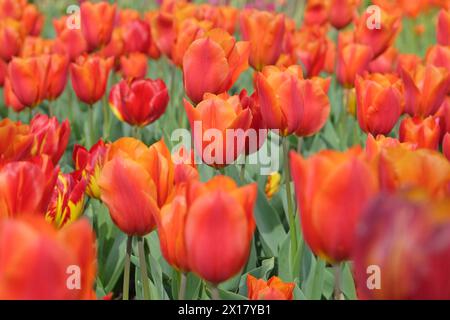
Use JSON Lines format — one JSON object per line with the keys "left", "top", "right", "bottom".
{"left": 183, "top": 176, "right": 257, "bottom": 284}
{"left": 400, "top": 64, "right": 450, "bottom": 117}
{"left": 46, "top": 172, "right": 87, "bottom": 229}
{"left": 290, "top": 147, "right": 379, "bottom": 262}
{"left": 0, "top": 156, "right": 58, "bottom": 218}
{"left": 437, "top": 9, "right": 450, "bottom": 46}
{"left": 0, "top": 18, "right": 22, "bottom": 62}
{"left": 183, "top": 94, "right": 252, "bottom": 167}
{"left": 353, "top": 8, "right": 400, "bottom": 57}
{"left": 379, "top": 146, "right": 450, "bottom": 199}
{"left": 20, "top": 36, "right": 53, "bottom": 58}
{"left": 171, "top": 146, "right": 199, "bottom": 184}
{"left": 216, "top": 6, "right": 239, "bottom": 34}
{"left": 149, "top": 11, "right": 176, "bottom": 58}
{"left": 255, "top": 65, "right": 330, "bottom": 136}
{"left": 3, "top": 77, "right": 25, "bottom": 111}
{"left": 399, "top": 116, "right": 441, "bottom": 150}
{"left": 443, "top": 132, "right": 450, "bottom": 161}
{"left": 265, "top": 171, "right": 281, "bottom": 200}
{"left": 21, "top": 4, "right": 44, "bottom": 37}
{"left": 0, "top": 0, "right": 26, "bottom": 20}
{"left": 120, "top": 52, "right": 148, "bottom": 80}
{"left": 353, "top": 192, "right": 450, "bottom": 299}
{"left": 52, "top": 17, "right": 87, "bottom": 62}
{"left": 426, "top": 45, "right": 450, "bottom": 78}
{"left": 436, "top": 97, "right": 450, "bottom": 140}
{"left": 0, "top": 118, "right": 33, "bottom": 163}
{"left": 30, "top": 114, "right": 70, "bottom": 165}
{"left": 183, "top": 28, "right": 250, "bottom": 104}
{"left": 396, "top": 53, "right": 422, "bottom": 74}
{"left": 73, "top": 139, "right": 109, "bottom": 200}
{"left": 247, "top": 275, "right": 295, "bottom": 300}
{"left": 328, "top": 0, "right": 360, "bottom": 30}
{"left": 45, "top": 54, "right": 69, "bottom": 101}
{"left": 0, "top": 58, "right": 6, "bottom": 86}
{"left": 80, "top": 1, "right": 116, "bottom": 51}
{"left": 355, "top": 73, "right": 404, "bottom": 135}
{"left": 303, "top": 0, "right": 328, "bottom": 26}
{"left": 368, "top": 46, "right": 398, "bottom": 74}
{"left": 122, "top": 19, "right": 151, "bottom": 54}
{"left": 70, "top": 55, "right": 113, "bottom": 105}
{"left": 0, "top": 217, "right": 96, "bottom": 299}
{"left": 336, "top": 41, "right": 373, "bottom": 87}
{"left": 365, "top": 134, "right": 416, "bottom": 160}
{"left": 240, "top": 9, "right": 285, "bottom": 71}
{"left": 109, "top": 78, "right": 169, "bottom": 127}
{"left": 98, "top": 28, "right": 124, "bottom": 65}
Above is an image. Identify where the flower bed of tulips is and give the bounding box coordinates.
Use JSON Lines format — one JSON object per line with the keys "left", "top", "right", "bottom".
{"left": 0, "top": 0, "right": 450, "bottom": 301}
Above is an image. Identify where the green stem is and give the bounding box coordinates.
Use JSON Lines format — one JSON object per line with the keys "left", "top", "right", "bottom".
{"left": 283, "top": 137, "right": 298, "bottom": 257}
{"left": 334, "top": 263, "right": 342, "bottom": 300}
{"left": 27, "top": 107, "right": 33, "bottom": 123}
{"left": 137, "top": 237, "right": 151, "bottom": 300}
{"left": 48, "top": 100, "right": 54, "bottom": 117}
{"left": 102, "top": 94, "right": 110, "bottom": 141}
{"left": 179, "top": 272, "right": 187, "bottom": 300}
{"left": 240, "top": 155, "right": 246, "bottom": 182}
{"left": 88, "top": 105, "right": 95, "bottom": 148}
{"left": 132, "top": 126, "right": 142, "bottom": 140}
{"left": 210, "top": 284, "right": 220, "bottom": 300}
{"left": 123, "top": 235, "right": 132, "bottom": 300}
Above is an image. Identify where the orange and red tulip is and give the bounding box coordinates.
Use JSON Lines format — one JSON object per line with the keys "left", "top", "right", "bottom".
{"left": 255, "top": 65, "right": 331, "bottom": 136}
{"left": 399, "top": 116, "right": 441, "bottom": 150}
{"left": 426, "top": 45, "right": 450, "bottom": 79}
{"left": 183, "top": 28, "right": 250, "bottom": 104}
{"left": 30, "top": 114, "right": 70, "bottom": 165}
{"left": 0, "top": 58, "right": 6, "bottom": 86}
{"left": 336, "top": 40, "right": 373, "bottom": 87}
{"left": 109, "top": 78, "right": 169, "bottom": 127}
{"left": 70, "top": 55, "right": 113, "bottom": 105}
{"left": 148, "top": 11, "right": 176, "bottom": 58}
{"left": 354, "top": 192, "right": 450, "bottom": 299}
{"left": 0, "top": 217, "right": 96, "bottom": 299}
{"left": 20, "top": 4, "right": 44, "bottom": 37}
{"left": 400, "top": 64, "right": 450, "bottom": 117}
{"left": 46, "top": 172, "right": 87, "bottom": 229}
{"left": 303, "top": 0, "right": 329, "bottom": 26}
{"left": 52, "top": 17, "right": 88, "bottom": 62}
{"left": 240, "top": 9, "right": 285, "bottom": 71}
{"left": 328, "top": 0, "right": 360, "bottom": 30}
{"left": 20, "top": 36, "right": 53, "bottom": 58}
{"left": 0, "top": 0, "right": 27, "bottom": 20}
{"left": 365, "top": 134, "right": 416, "bottom": 161}
{"left": 183, "top": 93, "right": 252, "bottom": 167}
{"left": 355, "top": 73, "right": 404, "bottom": 135}
{"left": 0, "top": 18, "right": 23, "bottom": 62}
{"left": 80, "top": 1, "right": 116, "bottom": 51}
{"left": 73, "top": 139, "right": 109, "bottom": 200}
{"left": 0, "top": 118, "right": 34, "bottom": 163}
{"left": 247, "top": 275, "right": 295, "bottom": 300}
{"left": 368, "top": 46, "right": 398, "bottom": 74}
{"left": 171, "top": 145, "right": 199, "bottom": 185}
{"left": 437, "top": 9, "right": 450, "bottom": 46}
{"left": 3, "top": 77, "right": 25, "bottom": 111}
{"left": 119, "top": 52, "right": 148, "bottom": 80}
{"left": 290, "top": 147, "right": 379, "bottom": 263}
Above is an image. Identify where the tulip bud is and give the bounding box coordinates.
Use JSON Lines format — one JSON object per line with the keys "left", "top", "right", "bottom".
{"left": 109, "top": 78, "right": 169, "bottom": 127}
{"left": 80, "top": 1, "right": 116, "bottom": 51}
{"left": 328, "top": 0, "right": 360, "bottom": 30}
{"left": 265, "top": 171, "right": 281, "bottom": 200}
{"left": 290, "top": 147, "right": 379, "bottom": 263}
{"left": 247, "top": 275, "right": 295, "bottom": 300}
{"left": 399, "top": 116, "right": 441, "bottom": 150}
{"left": 336, "top": 41, "right": 373, "bottom": 87}
{"left": 21, "top": 4, "right": 44, "bottom": 37}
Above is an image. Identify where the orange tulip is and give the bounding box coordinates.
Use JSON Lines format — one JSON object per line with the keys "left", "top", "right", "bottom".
{"left": 183, "top": 28, "right": 250, "bottom": 104}
{"left": 30, "top": 114, "right": 70, "bottom": 165}
{"left": 70, "top": 55, "right": 113, "bottom": 105}
{"left": 0, "top": 156, "right": 58, "bottom": 218}
{"left": 20, "top": 3, "right": 44, "bottom": 37}
{"left": 73, "top": 139, "right": 109, "bottom": 200}
{"left": 399, "top": 116, "right": 441, "bottom": 150}
{"left": 148, "top": 11, "right": 176, "bottom": 58}
{"left": 183, "top": 93, "right": 252, "bottom": 167}
{"left": 354, "top": 192, "right": 450, "bottom": 299}
{"left": 52, "top": 17, "right": 88, "bottom": 62}
{"left": 0, "top": 118, "right": 33, "bottom": 163}
{"left": 378, "top": 146, "right": 450, "bottom": 199}
{"left": 400, "top": 63, "right": 450, "bottom": 117}
{"left": 0, "top": 217, "right": 96, "bottom": 299}
{"left": 0, "top": 18, "right": 23, "bottom": 62}
{"left": 240, "top": 9, "right": 285, "bottom": 71}
{"left": 80, "top": 1, "right": 116, "bottom": 51}
{"left": 290, "top": 147, "right": 379, "bottom": 263}
{"left": 437, "top": 9, "right": 450, "bottom": 46}
{"left": 355, "top": 73, "right": 404, "bottom": 135}
{"left": 365, "top": 134, "right": 416, "bottom": 160}
{"left": 396, "top": 53, "right": 422, "bottom": 75}
{"left": 109, "top": 78, "right": 169, "bottom": 127}
{"left": 336, "top": 40, "right": 373, "bottom": 87}
{"left": 443, "top": 132, "right": 450, "bottom": 161}
{"left": 172, "top": 146, "right": 199, "bottom": 185}
{"left": 255, "top": 65, "right": 330, "bottom": 136}
{"left": 182, "top": 176, "right": 256, "bottom": 284}
{"left": 247, "top": 275, "right": 295, "bottom": 300}
{"left": 353, "top": 8, "right": 400, "bottom": 57}
{"left": 46, "top": 172, "right": 87, "bottom": 229}
{"left": 120, "top": 52, "right": 148, "bottom": 80}
{"left": 20, "top": 36, "right": 53, "bottom": 58}
{"left": 328, "top": 0, "right": 360, "bottom": 30}
{"left": 45, "top": 53, "right": 69, "bottom": 101}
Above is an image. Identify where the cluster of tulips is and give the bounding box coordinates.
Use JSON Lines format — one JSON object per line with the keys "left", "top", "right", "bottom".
{"left": 0, "top": 0, "right": 449, "bottom": 300}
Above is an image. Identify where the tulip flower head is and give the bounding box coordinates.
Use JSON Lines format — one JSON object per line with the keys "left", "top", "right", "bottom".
{"left": 399, "top": 116, "right": 441, "bottom": 150}
{"left": 247, "top": 275, "right": 295, "bottom": 300}
{"left": 80, "top": 1, "right": 117, "bottom": 51}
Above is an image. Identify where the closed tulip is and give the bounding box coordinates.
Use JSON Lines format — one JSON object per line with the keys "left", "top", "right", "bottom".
{"left": 303, "top": 0, "right": 329, "bottom": 26}
{"left": 329, "top": 0, "right": 360, "bottom": 30}
{"left": 109, "top": 78, "right": 169, "bottom": 127}
{"left": 336, "top": 41, "right": 373, "bottom": 87}
{"left": 399, "top": 116, "right": 441, "bottom": 150}
{"left": 240, "top": 9, "right": 285, "bottom": 71}
{"left": 80, "top": 1, "right": 116, "bottom": 51}
{"left": 122, "top": 19, "right": 151, "bottom": 54}
{"left": 183, "top": 176, "right": 257, "bottom": 284}
{"left": 0, "top": 18, "right": 22, "bottom": 62}
{"left": 355, "top": 73, "right": 404, "bottom": 135}
{"left": 354, "top": 192, "right": 450, "bottom": 299}
{"left": 400, "top": 64, "right": 450, "bottom": 117}
{"left": 290, "top": 147, "right": 379, "bottom": 263}
{"left": 73, "top": 139, "right": 109, "bottom": 199}
{"left": 247, "top": 275, "right": 295, "bottom": 300}
{"left": 20, "top": 4, "right": 44, "bottom": 37}
{"left": 255, "top": 65, "right": 330, "bottom": 136}
{"left": 0, "top": 217, "right": 96, "bottom": 299}
{"left": 0, "top": 118, "right": 33, "bottom": 163}
{"left": 3, "top": 77, "right": 25, "bottom": 111}
{"left": 183, "top": 28, "right": 250, "bottom": 104}
{"left": 30, "top": 114, "right": 70, "bottom": 165}
{"left": 183, "top": 94, "right": 252, "bottom": 167}
{"left": 120, "top": 52, "right": 148, "bottom": 80}
{"left": 437, "top": 9, "right": 449, "bottom": 46}
{"left": 52, "top": 17, "right": 88, "bottom": 62}
{"left": 70, "top": 55, "right": 113, "bottom": 105}
{"left": 46, "top": 172, "right": 87, "bottom": 229}
{"left": 369, "top": 46, "right": 398, "bottom": 73}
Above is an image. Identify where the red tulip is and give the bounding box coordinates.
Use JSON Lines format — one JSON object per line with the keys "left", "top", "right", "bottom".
{"left": 3, "top": 77, "right": 25, "bottom": 111}
{"left": 0, "top": 58, "right": 6, "bottom": 86}
{"left": 328, "top": 0, "right": 360, "bottom": 30}
{"left": 183, "top": 28, "right": 250, "bottom": 104}
{"left": 336, "top": 38, "right": 373, "bottom": 87}
{"left": 437, "top": 9, "right": 450, "bottom": 46}
{"left": 303, "top": 0, "right": 329, "bottom": 26}
{"left": 0, "top": 18, "right": 23, "bottom": 62}
{"left": 52, "top": 17, "right": 88, "bottom": 62}
{"left": 0, "top": 0, "right": 26, "bottom": 20}
{"left": 70, "top": 55, "right": 113, "bottom": 105}
{"left": 80, "top": 1, "right": 116, "bottom": 51}
{"left": 247, "top": 275, "right": 295, "bottom": 300}
{"left": 122, "top": 19, "right": 151, "bottom": 54}
{"left": 426, "top": 45, "right": 450, "bottom": 80}
{"left": 109, "top": 78, "right": 169, "bottom": 127}
{"left": 399, "top": 116, "right": 441, "bottom": 150}
{"left": 368, "top": 46, "right": 398, "bottom": 74}
{"left": 20, "top": 4, "right": 44, "bottom": 37}
{"left": 0, "top": 118, "right": 34, "bottom": 163}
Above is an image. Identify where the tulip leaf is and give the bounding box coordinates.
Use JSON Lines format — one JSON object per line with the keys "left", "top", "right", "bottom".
{"left": 302, "top": 257, "right": 326, "bottom": 300}
{"left": 341, "top": 262, "right": 357, "bottom": 300}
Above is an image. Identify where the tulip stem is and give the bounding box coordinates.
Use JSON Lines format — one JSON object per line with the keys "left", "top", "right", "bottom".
{"left": 137, "top": 236, "right": 151, "bottom": 300}
{"left": 283, "top": 137, "right": 298, "bottom": 258}
{"left": 48, "top": 100, "right": 54, "bottom": 117}
{"left": 179, "top": 272, "right": 187, "bottom": 300}
{"left": 132, "top": 126, "right": 142, "bottom": 140}
{"left": 334, "top": 263, "right": 342, "bottom": 300}
{"left": 240, "top": 156, "right": 246, "bottom": 182}
{"left": 210, "top": 284, "right": 220, "bottom": 300}
{"left": 102, "top": 94, "right": 110, "bottom": 141}
{"left": 123, "top": 235, "right": 132, "bottom": 300}
{"left": 88, "top": 105, "right": 95, "bottom": 148}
